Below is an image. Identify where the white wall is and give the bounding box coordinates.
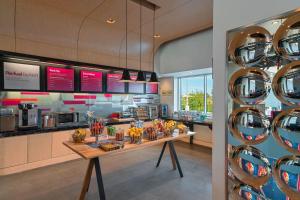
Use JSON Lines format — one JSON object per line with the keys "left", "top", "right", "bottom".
{"left": 213, "top": 1, "right": 300, "bottom": 200}
{"left": 156, "top": 29, "right": 212, "bottom": 75}
{"left": 159, "top": 77, "right": 174, "bottom": 116}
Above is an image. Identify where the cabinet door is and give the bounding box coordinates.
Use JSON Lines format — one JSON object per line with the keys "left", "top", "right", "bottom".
{"left": 0, "top": 136, "right": 27, "bottom": 168}
{"left": 194, "top": 125, "right": 212, "bottom": 143}
{"left": 52, "top": 131, "right": 74, "bottom": 158}
{"left": 28, "top": 133, "right": 52, "bottom": 162}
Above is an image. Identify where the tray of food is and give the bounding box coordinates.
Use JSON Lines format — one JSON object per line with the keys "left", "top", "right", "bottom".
{"left": 98, "top": 140, "right": 124, "bottom": 152}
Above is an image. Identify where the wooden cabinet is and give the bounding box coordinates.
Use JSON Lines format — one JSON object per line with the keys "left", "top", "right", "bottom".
{"left": 0, "top": 136, "right": 28, "bottom": 168}
{"left": 28, "top": 133, "right": 52, "bottom": 163}
{"left": 52, "top": 130, "right": 74, "bottom": 158}
{"left": 193, "top": 125, "right": 212, "bottom": 148}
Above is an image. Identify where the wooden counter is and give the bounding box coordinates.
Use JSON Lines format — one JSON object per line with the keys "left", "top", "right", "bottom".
{"left": 0, "top": 121, "right": 153, "bottom": 176}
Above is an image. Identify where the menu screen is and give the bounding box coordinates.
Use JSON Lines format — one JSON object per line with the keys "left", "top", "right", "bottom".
{"left": 47, "top": 66, "right": 74, "bottom": 91}
{"left": 80, "top": 70, "right": 103, "bottom": 92}
{"left": 128, "top": 73, "right": 144, "bottom": 93}
{"left": 146, "top": 83, "right": 158, "bottom": 94}
{"left": 3, "top": 62, "right": 40, "bottom": 90}
{"left": 106, "top": 73, "right": 125, "bottom": 93}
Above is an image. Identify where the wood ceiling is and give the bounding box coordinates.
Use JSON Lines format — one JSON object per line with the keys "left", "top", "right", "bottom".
{"left": 0, "top": 0, "right": 212, "bottom": 71}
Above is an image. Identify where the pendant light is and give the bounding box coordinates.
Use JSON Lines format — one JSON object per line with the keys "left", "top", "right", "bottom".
{"left": 149, "top": 6, "right": 159, "bottom": 84}
{"left": 136, "top": 0, "right": 146, "bottom": 83}
{"left": 120, "top": 0, "right": 132, "bottom": 82}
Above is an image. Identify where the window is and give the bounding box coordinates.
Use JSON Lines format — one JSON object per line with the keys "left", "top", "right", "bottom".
{"left": 178, "top": 73, "right": 213, "bottom": 113}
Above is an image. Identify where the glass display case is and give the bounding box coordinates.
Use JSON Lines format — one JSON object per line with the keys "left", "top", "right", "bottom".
{"left": 227, "top": 10, "right": 300, "bottom": 200}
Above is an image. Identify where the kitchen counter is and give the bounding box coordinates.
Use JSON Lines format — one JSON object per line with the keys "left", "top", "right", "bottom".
{"left": 0, "top": 124, "right": 89, "bottom": 138}
{"left": 0, "top": 119, "right": 153, "bottom": 138}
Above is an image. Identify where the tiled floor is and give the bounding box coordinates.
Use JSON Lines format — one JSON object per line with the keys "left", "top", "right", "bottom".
{"left": 0, "top": 141, "right": 212, "bottom": 200}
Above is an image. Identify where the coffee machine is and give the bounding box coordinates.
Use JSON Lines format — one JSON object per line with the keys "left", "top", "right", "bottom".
{"left": 18, "top": 103, "right": 38, "bottom": 130}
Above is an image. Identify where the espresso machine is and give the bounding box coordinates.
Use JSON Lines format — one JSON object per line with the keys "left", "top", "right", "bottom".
{"left": 18, "top": 103, "right": 38, "bottom": 130}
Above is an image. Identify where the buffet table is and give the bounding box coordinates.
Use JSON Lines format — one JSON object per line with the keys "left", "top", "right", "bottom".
{"left": 64, "top": 132, "right": 195, "bottom": 200}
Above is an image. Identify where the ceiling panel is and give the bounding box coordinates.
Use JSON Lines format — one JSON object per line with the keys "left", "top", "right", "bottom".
{"left": 0, "top": 0, "right": 213, "bottom": 70}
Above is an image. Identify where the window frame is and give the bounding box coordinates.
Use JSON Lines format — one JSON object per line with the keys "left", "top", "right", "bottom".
{"left": 177, "top": 73, "right": 213, "bottom": 113}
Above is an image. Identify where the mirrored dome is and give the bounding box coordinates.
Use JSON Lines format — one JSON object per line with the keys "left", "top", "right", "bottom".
{"left": 229, "top": 107, "right": 270, "bottom": 145}
{"left": 272, "top": 61, "right": 300, "bottom": 106}
{"left": 274, "top": 12, "right": 300, "bottom": 61}
{"left": 229, "top": 145, "right": 272, "bottom": 188}
{"left": 273, "top": 155, "right": 300, "bottom": 199}
{"left": 228, "top": 26, "right": 272, "bottom": 67}
{"left": 229, "top": 68, "right": 271, "bottom": 105}
{"left": 232, "top": 184, "right": 268, "bottom": 200}
{"left": 272, "top": 108, "right": 300, "bottom": 155}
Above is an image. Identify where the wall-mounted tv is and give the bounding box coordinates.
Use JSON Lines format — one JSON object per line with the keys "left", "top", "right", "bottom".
{"left": 3, "top": 62, "right": 40, "bottom": 91}
{"left": 106, "top": 72, "right": 125, "bottom": 93}
{"left": 80, "top": 70, "right": 103, "bottom": 93}
{"left": 47, "top": 66, "right": 74, "bottom": 92}
{"left": 128, "top": 72, "right": 144, "bottom": 94}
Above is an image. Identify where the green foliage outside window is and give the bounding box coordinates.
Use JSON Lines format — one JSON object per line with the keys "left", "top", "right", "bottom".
{"left": 181, "top": 92, "right": 213, "bottom": 113}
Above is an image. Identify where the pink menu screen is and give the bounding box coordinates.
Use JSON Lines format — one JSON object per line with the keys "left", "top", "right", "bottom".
{"left": 107, "top": 73, "right": 125, "bottom": 93}
{"left": 47, "top": 66, "right": 74, "bottom": 91}
{"left": 128, "top": 73, "right": 144, "bottom": 93}
{"left": 146, "top": 83, "right": 158, "bottom": 94}
{"left": 80, "top": 70, "right": 103, "bottom": 92}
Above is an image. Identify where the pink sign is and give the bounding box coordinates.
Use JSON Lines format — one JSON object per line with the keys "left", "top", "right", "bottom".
{"left": 74, "top": 95, "right": 97, "bottom": 99}
{"left": 47, "top": 66, "right": 74, "bottom": 91}
{"left": 80, "top": 70, "right": 103, "bottom": 92}
{"left": 107, "top": 73, "right": 125, "bottom": 93}
{"left": 63, "top": 100, "right": 85, "bottom": 105}
{"left": 146, "top": 83, "right": 158, "bottom": 94}
{"left": 128, "top": 73, "right": 144, "bottom": 93}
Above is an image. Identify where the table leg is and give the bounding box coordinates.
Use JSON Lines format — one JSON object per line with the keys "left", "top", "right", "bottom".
{"left": 94, "top": 157, "right": 106, "bottom": 200}
{"left": 168, "top": 141, "right": 184, "bottom": 178}
{"left": 189, "top": 135, "right": 194, "bottom": 144}
{"left": 79, "top": 159, "right": 94, "bottom": 200}
{"left": 168, "top": 142, "right": 177, "bottom": 170}
{"left": 156, "top": 141, "right": 167, "bottom": 168}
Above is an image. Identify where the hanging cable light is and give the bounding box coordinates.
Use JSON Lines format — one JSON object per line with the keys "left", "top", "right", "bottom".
{"left": 136, "top": 0, "right": 146, "bottom": 83}
{"left": 148, "top": 6, "right": 159, "bottom": 84}
{"left": 120, "top": 0, "right": 132, "bottom": 82}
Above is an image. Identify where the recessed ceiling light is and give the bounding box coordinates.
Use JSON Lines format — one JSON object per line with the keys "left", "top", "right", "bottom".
{"left": 106, "top": 18, "right": 116, "bottom": 24}
{"left": 153, "top": 34, "right": 161, "bottom": 38}
{"left": 272, "top": 21, "right": 280, "bottom": 25}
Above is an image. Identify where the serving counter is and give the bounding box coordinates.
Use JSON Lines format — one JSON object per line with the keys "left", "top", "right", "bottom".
{"left": 163, "top": 118, "right": 213, "bottom": 148}
{"left": 0, "top": 121, "right": 152, "bottom": 175}
{"left": 0, "top": 118, "right": 211, "bottom": 176}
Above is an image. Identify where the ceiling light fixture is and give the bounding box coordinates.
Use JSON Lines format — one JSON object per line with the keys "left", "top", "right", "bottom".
{"left": 272, "top": 20, "right": 280, "bottom": 25}
{"left": 136, "top": 0, "right": 146, "bottom": 83}
{"left": 120, "top": 0, "right": 132, "bottom": 82}
{"left": 153, "top": 34, "right": 161, "bottom": 38}
{"left": 106, "top": 18, "right": 116, "bottom": 24}
{"left": 149, "top": 6, "right": 159, "bottom": 84}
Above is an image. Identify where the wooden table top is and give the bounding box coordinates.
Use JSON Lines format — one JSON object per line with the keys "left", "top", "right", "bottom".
{"left": 63, "top": 132, "right": 195, "bottom": 159}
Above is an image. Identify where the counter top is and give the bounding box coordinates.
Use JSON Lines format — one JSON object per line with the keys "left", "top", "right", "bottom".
{"left": 0, "top": 118, "right": 211, "bottom": 138}
{"left": 0, "top": 119, "right": 153, "bottom": 138}
{"left": 0, "top": 124, "right": 89, "bottom": 138}
{"left": 163, "top": 118, "right": 213, "bottom": 128}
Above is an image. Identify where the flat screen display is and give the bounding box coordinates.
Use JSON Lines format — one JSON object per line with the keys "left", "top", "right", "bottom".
{"left": 128, "top": 73, "right": 144, "bottom": 93}
{"left": 3, "top": 62, "right": 40, "bottom": 90}
{"left": 106, "top": 72, "right": 125, "bottom": 93}
{"left": 80, "top": 70, "right": 103, "bottom": 92}
{"left": 47, "top": 66, "right": 74, "bottom": 92}
{"left": 146, "top": 83, "right": 158, "bottom": 94}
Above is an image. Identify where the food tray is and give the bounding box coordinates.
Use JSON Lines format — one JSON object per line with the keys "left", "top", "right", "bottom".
{"left": 98, "top": 140, "right": 124, "bottom": 152}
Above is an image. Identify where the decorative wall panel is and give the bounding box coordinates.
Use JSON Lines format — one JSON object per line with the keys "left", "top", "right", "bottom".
{"left": 227, "top": 10, "right": 300, "bottom": 200}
